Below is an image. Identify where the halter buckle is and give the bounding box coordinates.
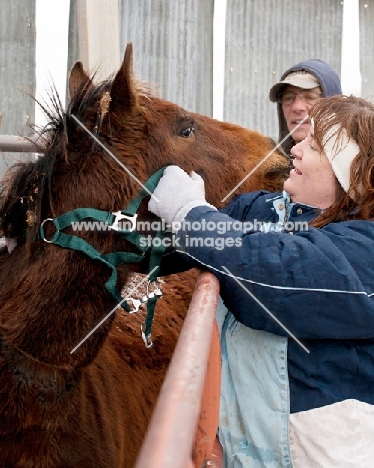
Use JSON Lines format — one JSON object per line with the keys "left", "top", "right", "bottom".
{"left": 109, "top": 212, "right": 137, "bottom": 232}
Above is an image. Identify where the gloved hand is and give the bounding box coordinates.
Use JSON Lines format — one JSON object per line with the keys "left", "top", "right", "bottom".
{"left": 148, "top": 166, "right": 215, "bottom": 228}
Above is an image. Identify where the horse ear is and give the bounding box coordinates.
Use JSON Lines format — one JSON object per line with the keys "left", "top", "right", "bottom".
{"left": 68, "top": 61, "right": 94, "bottom": 100}
{"left": 110, "top": 42, "right": 139, "bottom": 113}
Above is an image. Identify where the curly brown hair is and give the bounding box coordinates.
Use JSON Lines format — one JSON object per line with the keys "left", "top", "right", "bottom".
{"left": 309, "top": 95, "right": 374, "bottom": 227}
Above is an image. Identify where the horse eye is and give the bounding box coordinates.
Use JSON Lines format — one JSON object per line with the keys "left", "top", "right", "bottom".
{"left": 180, "top": 125, "right": 195, "bottom": 138}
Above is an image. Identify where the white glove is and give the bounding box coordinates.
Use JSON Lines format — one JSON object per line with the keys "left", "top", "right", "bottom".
{"left": 148, "top": 166, "right": 215, "bottom": 227}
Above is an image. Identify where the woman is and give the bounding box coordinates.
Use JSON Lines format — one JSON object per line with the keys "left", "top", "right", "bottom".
{"left": 148, "top": 95, "right": 374, "bottom": 467}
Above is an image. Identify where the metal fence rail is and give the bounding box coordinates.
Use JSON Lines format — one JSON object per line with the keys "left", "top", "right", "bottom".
{"left": 135, "top": 271, "right": 221, "bottom": 468}
{"left": 0, "top": 135, "right": 42, "bottom": 153}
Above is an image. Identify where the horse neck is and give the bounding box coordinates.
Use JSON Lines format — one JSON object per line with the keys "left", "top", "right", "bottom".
{"left": 0, "top": 240, "right": 126, "bottom": 372}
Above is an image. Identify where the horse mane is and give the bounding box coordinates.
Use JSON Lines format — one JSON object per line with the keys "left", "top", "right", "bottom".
{"left": 0, "top": 67, "right": 154, "bottom": 246}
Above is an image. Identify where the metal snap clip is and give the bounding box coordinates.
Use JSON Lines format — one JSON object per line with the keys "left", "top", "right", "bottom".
{"left": 124, "top": 297, "right": 142, "bottom": 313}
{"left": 141, "top": 323, "right": 153, "bottom": 348}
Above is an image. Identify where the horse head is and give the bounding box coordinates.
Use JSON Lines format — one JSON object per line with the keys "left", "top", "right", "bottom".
{"left": 0, "top": 42, "right": 289, "bottom": 368}
{"left": 0, "top": 42, "right": 290, "bottom": 467}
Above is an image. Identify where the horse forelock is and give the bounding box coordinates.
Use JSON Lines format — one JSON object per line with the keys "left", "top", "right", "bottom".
{"left": 0, "top": 69, "right": 156, "bottom": 246}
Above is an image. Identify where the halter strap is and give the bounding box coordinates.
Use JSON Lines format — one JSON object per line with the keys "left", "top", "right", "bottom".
{"left": 38, "top": 167, "right": 168, "bottom": 346}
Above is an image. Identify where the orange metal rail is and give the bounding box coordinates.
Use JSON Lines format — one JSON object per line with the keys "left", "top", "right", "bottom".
{"left": 135, "top": 271, "right": 222, "bottom": 468}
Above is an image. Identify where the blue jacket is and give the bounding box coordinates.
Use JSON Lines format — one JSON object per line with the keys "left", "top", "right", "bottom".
{"left": 175, "top": 191, "right": 374, "bottom": 414}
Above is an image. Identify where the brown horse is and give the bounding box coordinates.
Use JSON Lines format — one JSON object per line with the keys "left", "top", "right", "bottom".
{"left": 0, "top": 43, "right": 289, "bottom": 467}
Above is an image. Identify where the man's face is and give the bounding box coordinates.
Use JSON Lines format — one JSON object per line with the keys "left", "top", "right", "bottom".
{"left": 280, "top": 85, "right": 323, "bottom": 143}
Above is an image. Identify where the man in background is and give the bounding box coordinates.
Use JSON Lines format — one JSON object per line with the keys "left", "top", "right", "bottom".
{"left": 269, "top": 59, "right": 342, "bottom": 155}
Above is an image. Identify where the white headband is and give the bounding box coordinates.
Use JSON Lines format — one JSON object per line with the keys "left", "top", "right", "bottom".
{"left": 312, "top": 119, "right": 360, "bottom": 193}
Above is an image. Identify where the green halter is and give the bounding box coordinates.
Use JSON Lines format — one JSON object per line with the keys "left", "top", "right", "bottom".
{"left": 38, "top": 167, "right": 168, "bottom": 348}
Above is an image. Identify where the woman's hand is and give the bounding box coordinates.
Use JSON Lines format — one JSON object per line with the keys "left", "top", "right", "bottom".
{"left": 148, "top": 165, "right": 212, "bottom": 226}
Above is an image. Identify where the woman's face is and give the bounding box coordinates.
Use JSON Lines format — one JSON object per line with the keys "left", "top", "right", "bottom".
{"left": 283, "top": 131, "right": 337, "bottom": 208}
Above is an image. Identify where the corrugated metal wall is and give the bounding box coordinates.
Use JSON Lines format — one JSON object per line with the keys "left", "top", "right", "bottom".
{"left": 118, "top": 0, "right": 214, "bottom": 117}
{"left": 224, "top": 0, "right": 343, "bottom": 139}
{"left": 114, "top": 0, "right": 351, "bottom": 140}
{"left": 0, "top": 0, "right": 36, "bottom": 175}
{"left": 3, "top": 0, "right": 374, "bottom": 177}
{"left": 360, "top": 1, "right": 374, "bottom": 100}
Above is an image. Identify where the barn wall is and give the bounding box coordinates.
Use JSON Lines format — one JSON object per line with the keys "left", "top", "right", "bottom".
{"left": 0, "top": 0, "right": 36, "bottom": 175}
{"left": 224, "top": 0, "right": 343, "bottom": 140}
{"left": 359, "top": 1, "right": 374, "bottom": 101}
{"left": 118, "top": 0, "right": 214, "bottom": 117}
{"left": 2, "top": 1, "right": 374, "bottom": 176}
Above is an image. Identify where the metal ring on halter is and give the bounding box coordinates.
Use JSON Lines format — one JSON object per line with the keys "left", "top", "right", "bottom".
{"left": 40, "top": 218, "right": 56, "bottom": 243}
